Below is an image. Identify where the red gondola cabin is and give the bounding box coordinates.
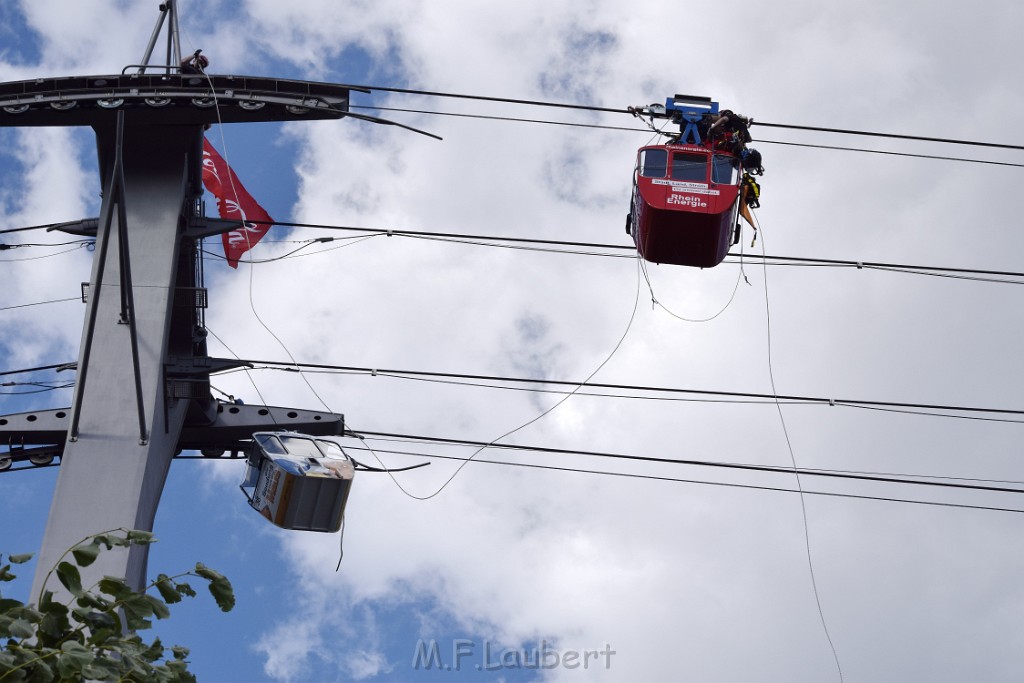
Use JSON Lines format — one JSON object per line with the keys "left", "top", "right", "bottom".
{"left": 629, "top": 144, "right": 742, "bottom": 268}
{"left": 626, "top": 95, "right": 761, "bottom": 268}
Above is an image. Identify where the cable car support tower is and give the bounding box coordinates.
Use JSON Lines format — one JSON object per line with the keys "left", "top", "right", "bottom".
{"left": 0, "top": 2, "right": 354, "bottom": 598}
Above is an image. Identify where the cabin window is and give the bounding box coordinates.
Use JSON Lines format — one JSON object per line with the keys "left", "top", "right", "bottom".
{"left": 255, "top": 434, "right": 286, "bottom": 455}
{"left": 279, "top": 435, "right": 325, "bottom": 459}
{"left": 712, "top": 155, "right": 741, "bottom": 184}
{"left": 640, "top": 148, "right": 668, "bottom": 178}
{"left": 275, "top": 458, "right": 306, "bottom": 476}
{"left": 316, "top": 440, "right": 347, "bottom": 460}
{"left": 671, "top": 153, "right": 707, "bottom": 182}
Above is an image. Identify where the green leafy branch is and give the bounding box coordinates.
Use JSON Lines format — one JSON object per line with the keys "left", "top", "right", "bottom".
{"left": 0, "top": 529, "right": 234, "bottom": 683}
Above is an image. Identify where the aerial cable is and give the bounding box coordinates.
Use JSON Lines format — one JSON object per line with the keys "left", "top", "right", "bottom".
{"left": 185, "top": 29, "right": 378, "bottom": 579}
{"left": 351, "top": 104, "right": 1020, "bottom": 168}
{"left": 640, "top": 254, "right": 744, "bottom": 322}
{"left": 346, "top": 83, "right": 1024, "bottom": 151}
{"left": 364, "top": 430, "right": 1024, "bottom": 487}
{"left": 348, "top": 83, "right": 628, "bottom": 114}
{"left": 200, "top": 62, "right": 313, "bottom": 429}
{"left": 256, "top": 220, "right": 633, "bottom": 251}
{"left": 849, "top": 266, "right": 1017, "bottom": 286}
{"left": 638, "top": 222, "right": 750, "bottom": 323}
{"left": 9, "top": 438, "right": 999, "bottom": 511}
{"left": 10, "top": 216, "right": 1023, "bottom": 283}
{"left": 169, "top": 451, "right": 426, "bottom": 475}
{"left": 237, "top": 364, "right": 826, "bottom": 404}
{"left": 0, "top": 383, "right": 75, "bottom": 396}
{"left": 755, "top": 138, "right": 1024, "bottom": 169}
{"left": 0, "top": 243, "right": 93, "bottom": 262}
{"left": 353, "top": 255, "right": 644, "bottom": 500}
{"left": 337, "top": 439, "right": 1024, "bottom": 516}
{"left": 837, "top": 402, "right": 1024, "bottom": 425}
{"left": 346, "top": 430, "right": 1024, "bottom": 496}
{"left": 0, "top": 221, "right": 90, "bottom": 237}
{"left": 9, "top": 359, "right": 1019, "bottom": 425}
{"left": 396, "top": 232, "right": 627, "bottom": 259}
{"left": 350, "top": 104, "right": 646, "bottom": 133}
{"left": 7, "top": 440, "right": 1004, "bottom": 514}
{"left": 753, "top": 121, "right": 1024, "bottom": 152}
{"left": 5, "top": 356, "right": 1020, "bottom": 422}
{"left": 7, "top": 425, "right": 1006, "bottom": 503}
{"left": 0, "top": 297, "right": 80, "bottom": 313}
{"left": 218, "top": 365, "right": 1022, "bottom": 424}
{"left": 175, "top": 28, "right": 285, "bottom": 429}
{"left": 745, "top": 253, "right": 1024, "bottom": 282}
{"left": 237, "top": 359, "right": 1024, "bottom": 419}
{"left": 204, "top": 219, "right": 1024, "bottom": 283}
{"left": 753, "top": 210, "right": 843, "bottom": 680}
{"left": 199, "top": 234, "right": 381, "bottom": 264}
{"left": 0, "top": 239, "right": 93, "bottom": 250}
{"left": 205, "top": 327, "right": 274, "bottom": 418}
{"left": 0, "top": 363, "right": 76, "bottom": 378}
{"left": 0, "top": 379, "right": 74, "bottom": 389}
{"left": 194, "top": 50, "right": 346, "bottom": 430}
{"left": 209, "top": 382, "right": 240, "bottom": 404}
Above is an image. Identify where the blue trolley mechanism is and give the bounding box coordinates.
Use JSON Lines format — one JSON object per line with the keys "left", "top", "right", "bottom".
{"left": 240, "top": 432, "right": 355, "bottom": 532}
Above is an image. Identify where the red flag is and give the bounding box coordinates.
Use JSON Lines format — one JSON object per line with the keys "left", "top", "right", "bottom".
{"left": 201, "top": 137, "right": 275, "bottom": 268}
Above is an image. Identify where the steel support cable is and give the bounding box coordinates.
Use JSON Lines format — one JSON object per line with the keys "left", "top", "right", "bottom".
{"left": 345, "top": 252, "right": 645, "bottom": 502}
{"left": 208, "top": 365, "right": 1019, "bottom": 423}
{"left": 158, "top": 441, "right": 1024, "bottom": 515}
{"left": 0, "top": 240, "right": 93, "bottom": 249}
{"left": 10, "top": 214, "right": 1023, "bottom": 282}
{"left": 337, "top": 439, "right": 1024, "bottom": 515}
{"left": 0, "top": 385, "right": 74, "bottom": 395}
{"left": 361, "top": 432, "right": 1024, "bottom": 486}
{"left": 744, "top": 255, "right": 1024, "bottom": 282}
{"left": 0, "top": 244, "right": 93, "bottom": 263}
{"left": 350, "top": 104, "right": 646, "bottom": 133}
{"left": 8, "top": 434, "right": 1017, "bottom": 504}
{"left": 344, "top": 83, "right": 1024, "bottom": 151}
{"left": 754, "top": 139, "right": 1024, "bottom": 169}
{"left": 8, "top": 431, "right": 1023, "bottom": 515}
{"left": 238, "top": 358, "right": 1024, "bottom": 418}
{"left": 346, "top": 83, "right": 629, "bottom": 114}
{"left": 188, "top": 219, "right": 1024, "bottom": 282}
{"left": 753, "top": 121, "right": 1024, "bottom": 152}
{"left": 1, "top": 379, "right": 74, "bottom": 388}
{"left": 0, "top": 297, "right": 81, "bottom": 312}
{"left": 349, "top": 104, "right": 1023, "bottom": 168}
{"left": 345, "top": 430, "right": 1024, "bottom": 496}
{"left": 0, "top": 363, "right": 75, "bottom": 378}
{"left": 4, "top": 356, "right": 1021, "bottom": 422}
{"left": 0, "top": 222, "right": 79, "bottom": 237}
{"left": 754, "top": 217, "right": 843, "bottom": 682}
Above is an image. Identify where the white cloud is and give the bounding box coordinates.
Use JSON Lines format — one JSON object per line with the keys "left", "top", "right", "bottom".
{"left": 254, "top": 614, "right": 324, "bottom": 683}
{"left": 210, "top": 1, "right": 1024, "bottom": 675}
{"left": 4, "top": 1, "right": 1024, "bottom": 681}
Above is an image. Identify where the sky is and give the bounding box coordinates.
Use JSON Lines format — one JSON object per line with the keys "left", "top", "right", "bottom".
{"left": 1, "top": 1, "right": 1023, "bottom": 681}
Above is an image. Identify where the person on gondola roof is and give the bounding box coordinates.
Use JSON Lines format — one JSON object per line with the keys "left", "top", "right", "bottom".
{"left": 180, "top": 50, "right": 209, "bottom": 75}
{"left": 707, "top": 110, "right": 752, "bottom": 154}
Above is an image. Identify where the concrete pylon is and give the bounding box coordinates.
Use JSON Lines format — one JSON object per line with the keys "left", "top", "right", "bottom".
{"left": 29, "top": 119, "right": 201, "bottom": 599}
{"left": 0, "top": 69, "right": 355, "bottom": 601}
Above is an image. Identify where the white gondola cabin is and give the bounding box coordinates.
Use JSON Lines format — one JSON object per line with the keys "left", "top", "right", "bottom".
{"left": 240, "top": 432, "right": 354, "bottom": 532}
